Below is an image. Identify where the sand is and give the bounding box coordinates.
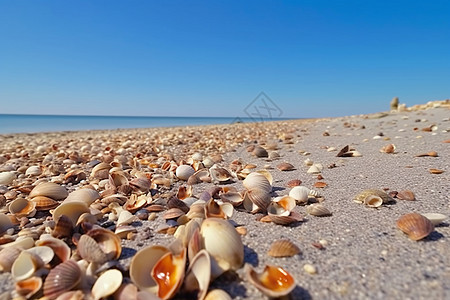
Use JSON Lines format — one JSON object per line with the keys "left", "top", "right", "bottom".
{"left": 0, "top": 101, "right": 449, "bottom": 299}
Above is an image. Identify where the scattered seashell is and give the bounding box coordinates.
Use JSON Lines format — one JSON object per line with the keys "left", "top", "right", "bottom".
{"left": 176, "top": 165, "right": 195, "bottom": 181}
{"left": 52, "top": 215, "right": 73, "bottom": 238}
{"left": 25, "top": 166, "right": 42, "bottom": 176}
{"left": 92, "top": 269, "right": 123, "bottom": 300}
{"left": 289, "top": 186, "right": 310, "bottom": 204}
{"left": 396, "top": 213, "right": 434, "bottom": 241}
{"left": 276, "top": 162, "right": 295, "bottom": 171}
{"left": 252, "top": 146, "right": 268, "bottom": 158}
{"left": 416, "top": 151, "right": 438, "bottom": 157}
{"left": 0, "top": 246, "right": 22, "bottom": 272}
{"left": 243, "top": 172, "right": 272, "bottom": 193}
{"left": 307, "top": 165, "right": 321, "bottom": 174}
{"left": 8, "top": 198, "right": 36, "bottom": 218}
{"left": 429, "top": 168, "right": 444, "bottom": 174}
{"left": 303, "top": 263, "right": 317, "bottom": 275}
{"left": 353, "top": 189, "right": 392, "bottom": 204}
{"left": 183, "top": 249, "right": 211, "bottom": 300}
{"left": 380, "top": 144, "right": 396, "bottom": 154}
{"left": 11, "top": 251, "right": 44, "bottom": 281}
{"left": 210, "top": 166, "right": 234, "bottom": 182}
{"left": 396, "top": 190, "right": 416, "bottom": 201}
{"left": 313, "top": 181, "right": 327, "bottom": 188}
{"left": 43, "top": 260, "right": 81, "bottom": 299}
{"left": 64, "top": 188, "right": 100, "bottom": 205}
{"left": 243, "top": 189, "right": 272, "bottom": 212}
{"left": 422, "top": 213, "right": 448, "bottom": 226}
{"left": 31, "top": 196, "right": 59, "bottom": 211}
{"left": 0, "top": 172, "right": 16, "bottom": 185}
{"left": 267, "top": 239, "right": 301, "bottom": 257}
{"left": 0, "top": 213, "right": 14, "bottom": 235}
{"left": 246, "top": 264, "right": 296, "bottom": 298}
{"left": 52, "top": 201, "right": 90, "bottom": 226}
{"left": 29, "top": 182, "right": 68, "bottom": 200}
{"left": 15, "top": 276, "right": 42, "bottom": 299}
{"left": 364, "top": 195, "right": 383, "bottom": 208}
{"left": 306, "top": 203, "right": 332, "bottom": 216}
{"left": 150, "top": 249, "right": 187, "bottom": 299}
{"left": 286, "top": 179, "right": 302, "bottom": 188}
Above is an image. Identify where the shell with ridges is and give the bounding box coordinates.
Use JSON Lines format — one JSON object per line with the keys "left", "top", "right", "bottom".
{"left": 15, "top": 276, "right": 42, "bottom": 299}
{"left": 29, "top": 182, "right": 68, "bottom": 200}
{"left": 52, "top": 201, "right": 90, "bottom": 226}
{"left": 354, "top": 189, "right": 392, "bottom": 204}
{"left": 267, "top": 239, "right": 301, "bottom": 257}
{"left": 8, "top": 198, "right": 36, "bottom": 218}
{"left": 289, "top": 186, "right": 310, "bottom": 204}
{"left": 43, "top": 260, "right": 82, "bottom": 299}
{"left": 243, "top": 172, "right": 272, "bottom": 193}
{"left": 64, "top": 188, "right": 100, "bottom": 206}
{"left": 0, "top": 246, "right": 22, "bottom": 272}
{"left": 396, "top": 213, "right": 434, "bottom": 241}
{"left": 183, "top": 249, "right": 211, "bottom": 300}
{"left": 306, "top": 203, "right": 332, "bottom": 216}
{"left": 243, "top": 189, "right": 271, "bottom": 212}
{"left": 176, "top": 165, "right": 195, "bottom": 181}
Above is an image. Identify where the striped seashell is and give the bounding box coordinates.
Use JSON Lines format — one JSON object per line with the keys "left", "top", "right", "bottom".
{"left": 267, "top": 239, "right": 301, "bottom": 257}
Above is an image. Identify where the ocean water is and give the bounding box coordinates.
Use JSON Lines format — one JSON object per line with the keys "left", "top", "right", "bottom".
{"left": 0, "top": 114, "right": 292, "bottom": 134}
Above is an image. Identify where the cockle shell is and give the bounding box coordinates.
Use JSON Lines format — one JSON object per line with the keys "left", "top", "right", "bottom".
{"left": 306, "top": 203, "right": 332, "bottom": 216}
{"left": 31, "top": 196, "right": 59, "bottom": 211}
{"left": 267, "top": 239, "right": 301, "bottom": 257}
{"left": 0, "top": 213, "right": 14, "bottom": 235}
{"left": 243, "top": 172, "right": 272, "bottom": 193}
{"left": 209, "top": 166, "right": 234, "bottom": 182}
{"left": 396, "top": 190, "right": 416, "bottom": 201}
{"left": 129, "top": 177, "right": 151, "bottom": 193}
{"left": 29, "top": 182, "right": 68, "bottom": 200}
{"left": 43, "top": 260, "right": 82, "bottom": 299}
{"left": 52, "top": 201, "right": 90, "bottom": 226}
{"left": 176, "top": 165, "right": 195, "bottom": 181}
{"left": 25, "top": 166, "right": 42, "bottom": 176}
{"left": 252, "top": 146, "right": 268, "bottom": 158}
{"left": 8, "top": 198, "right": 36, "bottom": 218}
{"left": 0, "top": 171, "right": 16, "bottom": 185}
{"left": 245, "top": 264, "right": 296, "bottom": 298}
{"left": 11, "top": 251, "right": 44, "bottom": 281}
{"left": 86, "top": 228, "right": 122, "bottom": 260}
{"left": 289, "top": 186, "right": 310, "bottom": 204}
{"left": 64, "top": 188, "right": 100, "bottom": 206}
{"left": 204, "top": 199, "right": 233, "bottom": 219}
{"left": 15, "top": 276, "right": 43, "bottom": 299}
{"left": 0, "top": 246, "right": 22, "bottom": 272}
{"left": 396, "top": 213, "right": 434, "bottom": 241}
{"left": 267, "top": 210, "right": 303, "bottom": 226}
{"left": 200, "top": 218, "right": 244, "bottom": 273}
{"left": 25, "top": 246, "right": 54, "bottom": 265}
{"left": 91, "top": 269, "right": 123, "bottom": 300}
{"left": 277, "top": 162, "right": 295, "bottom": 171}
{"left": 52, "top": 215, "right": 73, "bottom": 238}
{"left": 77, "top": 234, "right": 108, "bottom": 264}
{"left": 219, "top": 192, "right": 244, "bottom": 207}
{"left": 243, "top": 189, "right": 272, "bottom": 213}
{"left": 272, "top": 196, "right": 296, "bottom": 212}
{"left": 353, "top": 189, "right": 392, "bottom": 204}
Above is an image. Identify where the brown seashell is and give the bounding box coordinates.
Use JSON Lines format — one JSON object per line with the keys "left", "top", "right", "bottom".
{"left": 43, "top": 260, "right": 82, "bottom": 299}
{"left": 36, "top": 235, "right": 71, "bottom": 264}
{"left": 77, "top": 234, "right": 108, "bottom": 264}
{"left": 416, "top": 151, "right": 439, "bottom": 157}
{"left": 442, "top": 139, "right": 450, "bottom": 143}
{"left": 15, "top": 276, "right": 43, "bottom": 299}
{"left": 380, "top": 144, "right": 396, "bottom": 154}
{"left": 252, "top": 146, "right": 268, "bottom": 158}
{"left": 306, "top": 203, "right": 332, "bottom": 217}
{"left": 52, "top": 215, "right": 73, "bottom": 238}
{"left": 396, "top": 190, "right": 416, "bottom": 201}
{"left": 429, "top": 168, "right": 444, "bottom": 174}
{"left": 276, "top": 162, "right": 295, "bottom": 171}
{"left": 146, "top": 204, "right": 166, "bottom": 212}
{"left": 246, "top": 264, "right": 296, "bottom": 298}
{"left": 176, "top": 185, "right": 193, "bottom": 201}
{"left": 86, "top": 228, "right": 122, "bottom": 260}
{"left": 64, "top": 169, "right": 86, "bottom": 184}
{"left": 167, "top": 197, "right": 189, "bottom": 213}
{"left": 9, "top": 198, "right": 36, "bottom": 218}
{"left": 243, "top": 189, "right": 272, "bottom": 212}
{"left": 123, "top": 194, "right": 147, "bottom": 213}
{"left": 267, "top": 239, "right": 301, "bottom": 257}
{"left": 129, "top": 177, "right": 151, "bottom": 193}
{"left": 31, "top": 196, "right": 59, "bottom": 211}
{"left": 0, "top": 246, "right": 22, "bottom": 272}
{"left": 353, "top": 189, "right": 392, "bottom": 204}
{"left": 286, "top": 179, "right": 302, "bottom": 188}
{"left": 313, "top": 182, "right": 328, "bottom": 188}
{"left": 29, "top": 182, "right": 68, "bottom": 200}
{"left": 268, "top": 211, "right": 303, "bottom": 226}
{"left": 396, "top": 213, "right": 434, "bottom": 241}
{"left": 210, "top": 166, "right": 234, "bottom": 182}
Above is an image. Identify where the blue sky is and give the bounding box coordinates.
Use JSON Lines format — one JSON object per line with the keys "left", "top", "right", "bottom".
{"left": 0, "top": 1, "right": 449, "bottom": 118}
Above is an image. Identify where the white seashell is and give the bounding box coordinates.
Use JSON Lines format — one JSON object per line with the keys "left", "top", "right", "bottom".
{"left": 304, "top": 158, "right": 313, "bottom": 166}
{"left": 52, "top": 201, "right": 90, "bottom": 226}
{"left": 0, "top": 171, "right": 16, "bottom": 185}
{"left": 25, "top": 246, "right": 54, "bottom": 265}
{"left": 184, "top": 249, "right": 211, "bottom": 300}
{"left": 92, "top": 269, "right": 123, "bottom": 300}
{"left": 243, "top": 172, "right": 272, "bottom": 193}
{"left": 64, "top": 188, "right": 100, "bottom": 206}
{"left": 25, "top": 166, "right": 42, "bottom": 176}
{"left": 422, "top": 213, "right": 448, "bottom": 226}
{"left": 29, "top": 182, "right": 68, "bottom": 200}
{"left": 205, "top": 289, "right": 232, "bottom": 300}
{"left": 245, "top": 264, "right": 296, "bottom": 298}
{"left": 2, "top": 236, "right": 35, "bottom": 249}
{"left": 289, "top": 186, "right": 310, "bottom": 204}
{"left": 0, "top": 213, "right": 14, "bottom": 234}
{"left": 176, "top": 165, "right": 195, "bottom": 181}
{"left": 11, "top": 251, "right": 44, "bottom": 281}
{"left": 117, "top": 210, "right": 137, "bottom": 226}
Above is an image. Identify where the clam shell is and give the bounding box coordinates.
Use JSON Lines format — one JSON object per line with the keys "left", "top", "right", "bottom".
{"left": 31, "top": 196, "right": 59, "bottom": 211}
{"left": 117, "top": 210, "right": 137, "bottom": 226}
{"left": 396, "top": 190, "right": 416, "bottom": 201}
{"left": 151, "top": 249, "right": 187, "bottom": 299}
{"left": 11, "top": 251, "right": 44, "bottom": 281}
{"left": 52, "top": 201, "right": 90, "bottom": 226}
{"left": 268, "top": 211, "right": 303, "bottom": 226}
{"left": 396, "top": 213, "right": 434, "bottom": 241}
{"left": 164, "top": 208, "right": 186, "bottom": 220}
{"left": 176, "top": 165, "right": 195, "bottom": 181}
{"left": 289, "top": 186, "right": 310, "bottom": 204}
{"left": 252, "top": 146, "right": 268, "bottom": 158}
{"left": 243, "top": 172, "right": 272, "bottom": 193}
{"left": 0, "top": 171, "right": 16, "bottom": 185}
{"left": 92, "top": 269, "right": 123, "bottom": 300}
{"left": 36, "top": 235, "right": 71, "bottom": 263}
{"left": 246, "top": 264, "right": 296, "bottom": 298}
{"left": 86, "top": 228, "right": 122, "bottom": 260}
{"left": 380, "top": 144, "right": 396, "bottom": 153}
{"left": 184, "top": 249, "right": 211, "bottom": 300}
{"left": 422, "top": 213, "right": 448, "bottom": 226}
{"left": 29, "top": 182, "right": 68, "bottom": 200}
{"left": 0, "top": 246, "right": 22, "bottom": 272}
{"left": 200, "top": 218, "right": 244, "bottom": 272}
{"left": 25, "top": 166, "right": 42, "bottom": 176}
{"left": 219, "top": 192, "right": 244, "bottom": 207}
{"left": 209, "top": 166, "right": 233, "bottom": 182}
{"left": 52, "top": 215, "right": 73, "bottom": 238}
{"left": 276, "top": 162, "right": 295, "bottom": 171}
{"left": 0, "top": 212, "right": 14, "bottom": 234}
{"left": 64, "top": 188, "right": 100, "bottom": 206}
{"left": 286, "top": 179, "right": 302, "bottom": 188}
{"left": 43, "top": 260, "right": 82, "bottom": 299}
{"left": 364, "top": 195, "right": 383, "bottom": 208}
{"left": 273, "top": 196, "right": 296, "bottom": 212}
{"left": 267, "top": 239, "right": 301, "bottom": 257}
{"left": 25, "top": 246, "right": 54, "bottom": 265}
{"left": 243, "top": 189, "right": 271, "bottom": 212}
{"left": 306, "top": 203, "right": 332, "bottom": 216}
{"left": 354, "top": 189, "right": 392, "bottom": 204}
{"left": 77, "top": 234, "right": 108, "bottom": 264}
{"left": 15, "top": 276, "right": 42, "bottom": 299}
{"left": 255, "top": 170, "right": 273, "bottom": 185}
{"left": 129, "top": 177, "right": 151, "bottom": 193}
{"left": 8, "top": 198, "right": 36, "bottom": 218}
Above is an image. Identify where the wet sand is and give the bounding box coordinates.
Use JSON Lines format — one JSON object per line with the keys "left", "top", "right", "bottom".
{"left": 0, "top": 101, "right": 449, "bottom": 299}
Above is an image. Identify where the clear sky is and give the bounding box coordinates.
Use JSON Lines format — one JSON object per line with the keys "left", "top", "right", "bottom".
{"left": 0, "top": 1, "right": 449, "bottom": 118}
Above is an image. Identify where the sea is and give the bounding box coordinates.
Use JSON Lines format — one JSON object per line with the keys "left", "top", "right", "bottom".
{"left": 0, "top": 114, "right": 294, "bottom": 134}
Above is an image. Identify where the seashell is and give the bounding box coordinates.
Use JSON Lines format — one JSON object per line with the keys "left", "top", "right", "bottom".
{"left": 36, "top": 235, "right": 71, "bottom": 263}
{"left": 176, "top": 165, "right": 195, "bottom": 181}
{"left": 76, "top": 212, "right": 97, "bottom": 227}
{"left": 243, "top": 172, "right": 272, "bottom": 193}
{"left": 313, "top": 181, "right": 327, "bottom": 188}
{"left": 129, "top": 177, "right": 151, "bottom": 193}
{"left": 25, "top": 246, "right": 54, "bottom": 265}
{"left": 64, "top": 188, "right": 100, "bottom": 206}
{"left": 204, "top": 289, "right": 232, "bottom": 300}
{"left": 183, "top": 249, "right": 211, "bottom": 300}
{"left": 64, "top": 169, "right": 86, "bottom": 184}
{"left": 77, "top": 234, "right": 108, "bottom": 264}
{"left": 11, "top": 250, "right": 44, "bottom": 281}
{"left": 150, "top": 249, "right": 186, "bottom": 300}
{"left": 110, "top": 171, "right": 129, "bottom": 187}
{"left": 364, "top": 195, "right": 383, "bottom": 208}
{"left": 219, "top": 192, "right": 244, "bottom": 207}
{"left": 209, "top": 166, "right": 233, "bottom": 182}
{"left": 306, "top": 203, "right": 332, "bottom": 216}
{"left": 92, "top": 269, "right": 123, "bottom": 300}
{"left": 117, "top": 210, "right": 137, "bottom": 226}
{"left": 200, "top": 218, "right": 244, "bottom": 273}
{"left": 380, "top": 144, "right": 396, "bottom": 153}
{"left": 422, "top": 213, "right": 448, "bottom": 226}
{"left": 272, "top": 196, "right": 296, "bottom": 212}
{"left": 43, "top": 260, "right": 82, "bottom": 299}
{"left": 204, "top": 199, "right": 233, "bottom": 219}
{"left": 52, "top": 201, "right": 90, "bottom": 226}
{"left": 115, "top": 225, "right": 137, "bottom": 239}
{"left": 15, "top": 276, "right": 42, "bottom": 299}
{"left": 9, "top": 198, "right": 36, "bottom": 218}
{"left": 86, "top": 228, "right": 122, "bottom": 260}
{"left": 286, "top": 179, "right": 302, "bottom": 188}
{"left": 416, "top": 151, "right": 438, "bottom": 157}
{"left": 289, "top": 186, "right": 310, "bottom": 204}
{"left": 429, "top": 168, "right": 444, "bottom": 174}
{"left": 2, "top": 236, "right": 34, "bottom": 250}
{"left": 255, "top": 170, "right": 273, "bottom": 186}
{"left": 0, "top": 171, "right": 16, "bottom": 185}
{"left": 396, "top": 190, "right": 416, "bottom": 201}
{"left": 0, "top": 212, "right": 14, "bottom": 234}
{"left": 164, "top": 208, "right": 186, "bottom": 220}
{"left": 0, "top": 246, "right": 22, "bottom": 272}
{"left": 276, "top": 162, "right": 295, "bottom": 171}
{"left": 246, "top": 264, "right": 296, "bottom": 298}
{"left": 268, "top": 211, "right": 303, "bottom": 226}
{"left": 114, "top": 283, "right": 138, "bottom": 300}
{"left": 124, "top": 194, "right": 148, "bottom": 213}
{"left": 252, "top": 146, "right": 268, "bottom": 158}
{"left": 243, "top": 189, "right": 272, "bottom": 213}
{"left": 52, "top": 215, "right": 73, "bottom": 238}
{"left": 31, "top": 196, "right": 59, "bottom": 211}
{"left": 268, "top": 239, "right": 301, "bottom": 257}
{"left": 176, "top": 185, "right": 193, "bottom": 201}
{"left": 353, "top": 189, "right": 392, "bottom": 204}
{"left": 268, "top": 151, "right": 280, "bottom": 159}
{"left": 307, "top": 164, "right": 321, "bottom": 174}
{"left": 25, "top": 166, "right": 42, "bottom": 176}
{"left": 396, "top": 213, "right": 434, "bottom": 241}
{"left": 91, "top": 162, "right": 111, "bottom": 179}
{"left": 29, "top": 182, "right": 68, "bottom": 200}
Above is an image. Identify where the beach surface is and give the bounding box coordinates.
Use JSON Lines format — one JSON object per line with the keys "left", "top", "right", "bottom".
{"left": 0, "top": 101, "right": 449, "bottom": 299}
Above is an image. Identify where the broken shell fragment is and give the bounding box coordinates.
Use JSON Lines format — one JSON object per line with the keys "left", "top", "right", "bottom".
{"left": 429, "top": 168, "right": 444, "bottom": 174}
{"left": 422, "top": 213, "right": 448, "bottom": 226}
{"left": 11, "top": 251, "right": 44, "bottom": 282}
{"left": 15, "top": 276, "right": 43, "bottom": 299}
{"left": 9, "top": 198, "right": 36, "bottom": 218}
{"left": 246, "top": 264, "right": 296, "bottom": 298}
{"left": 151, "top": 249, "right": 187, "bottom": 300}
{"left": 396, "top": 213, "right": 434, "bottom": 241}
{"left": 183, "top": 249, "right": 211, "bottom": 300}
{"left": 380, "top": 144, "right": 396, "bottom": 153}
{"left": 267, "top": 239, "right": 301, "bottom": 257}
{"left": 364, "top": 195, "right": 383, "bottom": 208}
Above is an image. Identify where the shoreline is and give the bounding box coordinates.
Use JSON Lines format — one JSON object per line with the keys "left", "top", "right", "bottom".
{"left": 0, "top": 101, "right": 449, "bottom": 299}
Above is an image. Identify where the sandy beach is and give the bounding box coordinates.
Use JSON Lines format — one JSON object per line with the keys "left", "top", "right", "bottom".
{"left": 0, "top": 100, "right": 449, "bottom": 299}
